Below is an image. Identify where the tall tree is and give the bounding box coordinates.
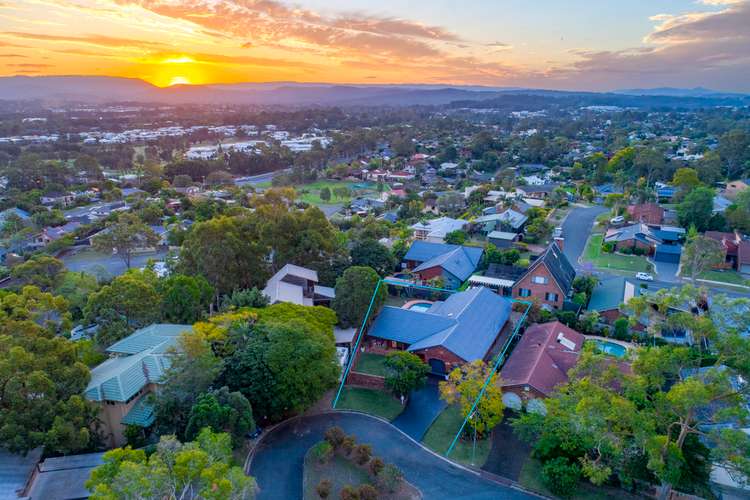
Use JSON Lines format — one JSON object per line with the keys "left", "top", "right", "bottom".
{"left": 718, "top": 129, "right": 750, "bottom": 180}
{"left": 676, "top": 187, "right": 715, "bottom": 232}
{"left": 439, "top": 360, "right": 504, "bottom": 437}
{"left": 185, "top": 387, "right": 255, "bottom": 447}
{"left": 158, "top": 274, "right": 214, "bottom": 324}
{"left": 93, "top": 213, "right": 159, "bottom": 269}
{"left": 10, "top": 255, "right": 66, "bottom": 291}
{"left": 350, "top": 239, "right": 394, "bottom": 276}
{"left": 332, "top": 266, "right": 384, "bottom": 328}
{"left": 680, "top": 235, "right": 725, "bottom": 281}
{"left": 383, "top": 351, "right": 429, "bottom": 401}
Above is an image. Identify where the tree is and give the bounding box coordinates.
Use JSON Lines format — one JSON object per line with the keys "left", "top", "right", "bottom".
{"left": 444, "top": 230, "right": 468, "bottom": 245}
{"left": 185, "top": 387, "right": 255, "bottom": 447}
{"left": 158, "top": 274, "right": 214, "bottom": 324}
{"left": 0, "top": 287, "right": 95, "bottom": 454}
{"left": 350, "top": 239, "right": 394, "bottom": 276}
{"left": 179, "top": 215, "right": 270, "bottom": 300}
{"left": 439, "top": 360, "right": 504, "bottom": 436}
{"left": 680, "top": 235, "right": 725, "bottom": 281}
{"left": 84, "top": 269, "right": 161, "bottom": 346}
{"left": 718, "top": 129, "right": 750, "bottom": 180}
{"left": 676, "top": 187, "right": 714, "bottom": 232}
{"left": 319, "top": 186, "right": 331, "bottom": 202}
{"left": 86, "top": 429, "right": 255, "bottom": 499}
{"left": 223, "top": 306, "right": 339, "bottom": 420}
{"left": 153, "top": 330, "right": 223, "bottom": 439}
{"left": 11, "top": 255, "right": 66, "bottom": 291}
{"left": 92, "top": 213, "right": 159, "bottom": 269}
{"left": 332, "top": 266, "right": 385, "bottom": 328}
{"left": 220, "top": 287, "right": 269, "bottom": 311}
{"left": 383, "top": 351, "right": 429, "bottom": 400}
{"left": 672, "top": 167, "right": 701, "bottom": 196}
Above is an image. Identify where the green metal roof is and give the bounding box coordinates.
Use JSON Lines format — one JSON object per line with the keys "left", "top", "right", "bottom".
{"left": 106, "top": 323, "right": 192, "bottom": 355}
{"left": 121, "top": 395, "right": 155, "bottom": 427}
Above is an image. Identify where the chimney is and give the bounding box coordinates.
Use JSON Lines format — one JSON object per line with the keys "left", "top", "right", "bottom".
{"left": 554, "top": 236, "right": 564, "bottom": 251}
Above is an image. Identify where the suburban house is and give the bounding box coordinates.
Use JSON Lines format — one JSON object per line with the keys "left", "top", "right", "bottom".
{"left": 487, "top": 231, "right": 521, "bottom": 248}
{"left": 588, "top": 277, "right": 643, "bottom": 325}
{"left": 722, "top": 179, "right": 749, "bottom": 200}
{"left": 500, "top": 321, "right": 585, "bottom": 413}
{"left": 85, "top": 323, "right": 192, "bottom": 447}
{"left": 516, "top": 184, "right": 558, "bottom": 200}
{"left": 411, "top": 217, "right": 468, "bottom": 243}
{"left": 473, "top": 209, "right": 528, "bottom": 235}
{"left": 366, "top": 286, "right": 512, "bottom": 375}
{"left": 626, "top": 203, "right": 664, "bottom": 225}
{"left": 262, "top": 263, "right": 335, "bottom": 306}
{"left": 604, "top": 223, "right": 684, "bottom": 258}
{"left": 512, "top": 242, "right": 576, "bottom": 310}
{"left": 403, "top": 240, "right": 484, "bottom": 289}
{"left": 704, "top": 231, "right": 750, "bottom": 275}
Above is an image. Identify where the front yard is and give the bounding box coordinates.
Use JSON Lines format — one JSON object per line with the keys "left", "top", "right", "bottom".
{"left": 354, "top": 353, "right": 390, "bottom": 377}
{"left": 421, "top": 405, "right": 491, "bottom": 468}
{"left": 336, "top": 387, "right": 404, "bottom": 421}
{"left": 582, "top": 234, "right": 653, "bottom": 273}
{"left": 698, "top": 270, "right": 749, "bottom": 286}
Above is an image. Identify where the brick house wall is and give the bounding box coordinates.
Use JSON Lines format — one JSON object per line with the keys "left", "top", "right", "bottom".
{"left": 413, "top": 266, "right": 461, "bottom": 289}
{"left": 512, "top": 263, "right": 564, "bottom": 309}
{"left": 613, "top": 238, "right": 653, "bottom": 254}
{"left": 412, "top": 345, "right": 467, "bottom": 374}
{"left": 502, "top": 383, "right": 547, "bottom": 403}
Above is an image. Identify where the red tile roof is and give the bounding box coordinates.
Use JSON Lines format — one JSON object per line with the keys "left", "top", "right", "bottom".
{"left": 500, "top": 321, "right": 584, "bottom": 397}
{"left": 626, "top": 203, "right": 664, "bottom": 224}
{"left": 705, "top": 231, "right": 740, "bottom": 257}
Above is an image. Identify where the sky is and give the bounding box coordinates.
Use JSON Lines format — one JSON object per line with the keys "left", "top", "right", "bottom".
{"left": 1, "top": 0, "right": 749, "bottom": 91}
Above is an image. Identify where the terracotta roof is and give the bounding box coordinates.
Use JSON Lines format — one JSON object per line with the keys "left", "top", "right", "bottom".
{"left": 626, "top": 203, "right": 664, "bottom": 224}
{"left": 500, "top": 321, "right": 584, "bottom": 396}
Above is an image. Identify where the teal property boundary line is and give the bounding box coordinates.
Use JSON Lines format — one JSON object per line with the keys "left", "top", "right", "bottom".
{"left": 445, "top": 298, "right": 532, "bottom": 457}
{"left": 332, "top": 278, "right": 460, "bottom": 409}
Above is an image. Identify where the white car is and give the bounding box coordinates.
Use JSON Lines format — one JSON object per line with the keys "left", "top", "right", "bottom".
{"left": 610, "top": 215, "right": 625, "bottom": 224}
{"left": 636, "top": 272, "right": 654, "bottom": 281}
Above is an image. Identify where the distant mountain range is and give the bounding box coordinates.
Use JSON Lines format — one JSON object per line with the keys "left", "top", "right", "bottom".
{"left": 0, "top": 76, "right": 746, "bottom": 107}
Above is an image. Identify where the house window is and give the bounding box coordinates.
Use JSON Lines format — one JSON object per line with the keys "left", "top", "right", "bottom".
{"left": 532, "top": 276, "right": 548, "bottom": 285}
{"left": 519, "top": 288, "right": 532, "bottom": 297}
{"left": 545, "top": 292, "right": 559, "bottom": 302}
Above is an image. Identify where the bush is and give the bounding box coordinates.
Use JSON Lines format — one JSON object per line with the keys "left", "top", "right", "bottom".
{"left": 601, "top": 242, "right": 615, "bottom": 253}
{"left": 620, "top": 247, "right": 633, "bottom": 255}
{"left": 357, "top": 484, "right": 378, "bottom": 500}
{"left": 340, "top": 485, "right": 359, "bottom": 500}
{"left": 311, "top": 441, "right": 333, "bottom": 464}
{"left": 324, "top": 426, "right": 346, "bottom": 450}
{"left": 632, "top": 247, "right": 646, "bottom": 256}
{"left": 341, "top": 435, "right": 356, "bottom": 456}
{"left": 376, "top": 464, "right": 403, "bottom": 493}
{"left": 541, "top": 457, "right": 581, "bottom": 497}
{"left": 316, "top": 479, "right": 332, "bottom": 499}
{"left": 613, "top": 317, "right": 630, "bottom": 340}
{"left": 353, "top": 444, "right": 372, "bottom": 465}
{"left": 368, "top": 457, "right": 384, "bottom": 477}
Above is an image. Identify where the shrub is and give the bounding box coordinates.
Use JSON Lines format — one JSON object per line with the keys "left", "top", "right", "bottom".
{"left": 311, "top": 441, "right": 333, "bottom": 464}
{"left": 613, "top": 317, "right": 630, "bottom": 340}
{"left": 601, "top": 242, "right": 615, "bottom": 253}
{"left": 316, "top": 479, "right": 332, "bottom": 499}
{"left": 368, "top": 457, "right": 385, "bottom": 477}
{"left": 341, "top": 436, "right": 356, "bottom": 456}
{"left": 324, "top": 426, "right": 346, "bottom": 450}
{"left": 376, "top": 464, "right": 403, "bottom": 493}
{"left": 357, "top": 484, "right": 378, "bottom": 500}
{"left": 340, "top": 485, "right": 359, "bottom": 500}
{"left": 541, "top": 457, "right": 581, "bottom": 497}
{"left": 620, "top": 247, "right": 633, "bottom": 255}
{"left": 353, "top": 444, "right": 372, "bottom": 465}
{"left": 633, "top": 247, "right": 646, "bottom": 256}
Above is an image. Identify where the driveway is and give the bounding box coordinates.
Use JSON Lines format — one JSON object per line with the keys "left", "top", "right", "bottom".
{"left": 392, "top": 377, "right": 447, "bottom": 441}
{"left": 561, "top": 205, "right": 608, "bottom": 268}
{"left": 651, "top": 259, "right": 680, "bottom": 283}
{"left": 249, "top": 412, "right": 535, "bottom": 500}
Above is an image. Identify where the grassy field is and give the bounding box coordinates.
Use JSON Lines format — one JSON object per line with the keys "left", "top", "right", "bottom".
{"left": 336, "top": 387, "right": 404, "bottom": 421}
{"left": 421, "top": 405, "right": 491, "bottom": 468}
{"left": 303, "top": 451, "right": 371, "bottom": 500}
{"left": 698, "top": 270, "right": 749, "bottom": 286}
{"left": 354, "top": 353, "right": 390, "bottom": 377}
{"left": 295, "top": 180, "right": 387, "bottom": 205}
{"left": 582, "top": 234, "right": 653, "bottom": 273}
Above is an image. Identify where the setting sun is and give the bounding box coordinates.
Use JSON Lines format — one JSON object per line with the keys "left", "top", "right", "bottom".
{"left": 168, "top": 76, "right": 191, "bottom": 86}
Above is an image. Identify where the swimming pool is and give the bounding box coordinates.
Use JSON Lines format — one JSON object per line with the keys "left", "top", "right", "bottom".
{"left": 588, "top": 339, "right": 628, "bottom": 358}
{"left": 406, "top": 303, "right": 432, "bottom": 312}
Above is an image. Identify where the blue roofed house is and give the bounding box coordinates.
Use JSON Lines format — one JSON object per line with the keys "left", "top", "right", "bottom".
{"left": 403, "top": 240, "right": 484, "bottom": 289}
{"left": 85, "top": 323, "right": 192, "bottom": 447}
{"left": 365, "top": 286, "right": 512, "bottom": 375}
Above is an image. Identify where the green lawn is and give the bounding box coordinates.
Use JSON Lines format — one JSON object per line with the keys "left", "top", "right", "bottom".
{"left": 303, "top": 449, "right": 371, "bottom": 500}
{"left": 582, "top": 234, "right": 653, "bottom": 273}
{"left": 421, "top": 405, "right": 491, "bottom": 468}
{"left": 336, "top": 387, "right": 404, "bottom": 421}
{"left": 698, "top": 270, "right": 749, "bottom": 286}
{"left": 354, "top": 353, "right": 389, "bottom": 377}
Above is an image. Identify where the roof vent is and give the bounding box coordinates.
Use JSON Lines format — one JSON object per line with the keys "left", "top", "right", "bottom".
{"left": 556, "top": 332, "right": 577, "bottom": 350}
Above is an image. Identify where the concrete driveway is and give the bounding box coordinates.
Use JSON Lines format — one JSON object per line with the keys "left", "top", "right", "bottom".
{"left": 651, "top": 259, "right": 680, "bottom": 283}
{"left": 248, "top": 412, "right": 535, "bottom": 500}
{"left": 561, "top": 205, "right": 608, "bottom": 269}
{"left": 392, "top": 377, "right": 447, "bottom": 441}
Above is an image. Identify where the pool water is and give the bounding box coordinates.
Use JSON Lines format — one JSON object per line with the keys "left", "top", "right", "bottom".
{"left": 408, "top": 303, "right": 432, "bottom": 312}
{"left": 588, "top": 339, "right": 627, "bottom": 358}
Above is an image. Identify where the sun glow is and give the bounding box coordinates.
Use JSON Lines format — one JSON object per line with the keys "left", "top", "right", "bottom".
{"left": 168, "top": 76, "right": 191, "bottom": 86}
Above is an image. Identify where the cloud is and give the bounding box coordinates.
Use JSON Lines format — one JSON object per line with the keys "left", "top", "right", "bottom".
{"left": 6, "top": 62, "right": 53, "bottom": 68}
{"left": 2, "top": 31, "right": 166, "bottom": 50}
{"left": 142, "top": 51, "right": 317, "bottom": 69}
{"left": 0, "top": 53, "right": 26, "bottom": 57}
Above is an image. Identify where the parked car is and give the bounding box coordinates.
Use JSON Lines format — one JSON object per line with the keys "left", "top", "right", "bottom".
{"left": 610, "top": 215, "right": 625, "bottom": 224}
{"left": 636, "top": 272, "right": 654, "bottom": 281}
{"left": 246, "top": 426, "right": 263, "bottom": 439}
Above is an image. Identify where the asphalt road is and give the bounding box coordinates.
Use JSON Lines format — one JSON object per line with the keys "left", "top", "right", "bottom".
{"left": 560, "top": 205, "right": 608, "bottom": 269}
{"left": 248, "top": 412, "right": 535, "bottom": 500}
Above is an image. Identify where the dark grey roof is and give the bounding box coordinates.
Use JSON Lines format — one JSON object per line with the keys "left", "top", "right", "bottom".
{"left": 485, "top": 263, "right": 526, "bottom": 281}
{"left": 521, "top": 242, "right": 576, "bottom": 295}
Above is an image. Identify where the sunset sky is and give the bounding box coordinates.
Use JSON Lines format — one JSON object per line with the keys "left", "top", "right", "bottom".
{"left": 1, "top": 0, "right": 749, "bottom": 91}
